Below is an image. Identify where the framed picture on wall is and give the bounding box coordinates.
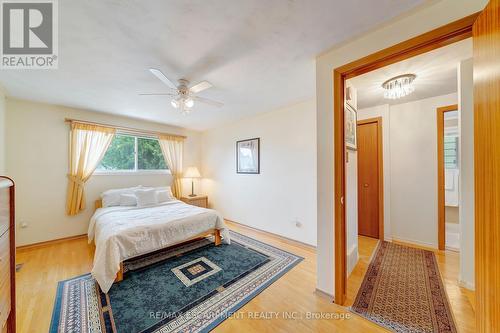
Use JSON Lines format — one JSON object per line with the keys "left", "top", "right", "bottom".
{"left": 236, "top": 138, "right": 260, "bottom": 174}
{"left": 345, "top": 105, "right": 357, "bottom": 150}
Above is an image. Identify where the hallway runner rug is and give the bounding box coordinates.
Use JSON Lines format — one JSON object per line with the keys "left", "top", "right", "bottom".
{"left": 50, "top": 230, "right": 302, "bottom": 333}
{"left": 351, "top": 241, "right": 457, "bottom": 333}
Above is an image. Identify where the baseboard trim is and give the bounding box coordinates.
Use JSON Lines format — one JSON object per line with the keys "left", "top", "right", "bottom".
{"left": 347, "top": 244, "right": 358, "bottom": 276}
{"left": 16, "top": 234, "right": 87, "bottom": 251}
{"left": 390, "top": 236, "right": 438, "bottom": 251}
{"left": 314, "top": 288, "right": 334, "bottom": 302}
{"left": 224, "top": 219, "right": 316, "bottom": 252}
{"left": 458, "top": 279, "right": 475, "bottom": 291}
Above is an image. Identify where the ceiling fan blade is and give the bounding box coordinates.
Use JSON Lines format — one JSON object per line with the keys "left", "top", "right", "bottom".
{"left": 193, "top": 96, "right": 224, "bottom": 107}
{"left": 189, "top": 81, "right": 213, "bottom": 93}
{"left": 139, "top": 92, "right": 176, "bottom": 96}
{"left": 149, "top": 68, "right": 177, "bottom": 89}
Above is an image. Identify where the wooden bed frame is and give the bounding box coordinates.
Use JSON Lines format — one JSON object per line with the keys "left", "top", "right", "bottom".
{"left": 94, "top": 199, "right": 222, "bottom": 283}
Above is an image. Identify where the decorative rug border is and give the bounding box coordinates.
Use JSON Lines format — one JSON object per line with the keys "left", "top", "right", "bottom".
{"left": 49, "top": 230, "right": 303, "bottom": 333}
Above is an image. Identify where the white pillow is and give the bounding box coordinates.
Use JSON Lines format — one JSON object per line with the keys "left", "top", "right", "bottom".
{"left": 157, "top": 190, "right": 174, "bottom": 203}
{"left": 119, "top": 194, "right": 137, "bottom": 206}
{"left": 101, "top": 186, "right": 143, "bottom": 207}
{"left": 135, "top": 189, "right": 158, "bottom": 207}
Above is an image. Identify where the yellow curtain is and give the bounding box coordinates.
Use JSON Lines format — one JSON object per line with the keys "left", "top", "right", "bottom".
{"left": 158, "top": 135, "right": 184, "bottom": 199}
{"left": 66, "top": 123, "right": 115, "bottom": 215}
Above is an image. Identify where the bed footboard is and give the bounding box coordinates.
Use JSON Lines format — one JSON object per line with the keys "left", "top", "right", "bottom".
{"left": 114, "top": 229, "right": 222, "bottom": 283}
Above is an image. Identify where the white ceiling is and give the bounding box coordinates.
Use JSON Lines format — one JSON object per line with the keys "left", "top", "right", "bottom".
{"left": 349, "top": 38, "right": 472, "bottom": 110}
{"left": 0, "top": 0, "right": 426, "bottom": 131}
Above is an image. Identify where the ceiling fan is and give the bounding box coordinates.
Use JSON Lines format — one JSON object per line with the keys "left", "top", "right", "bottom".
{"left": 140, "top": 68, "right": 224, "bottom": 114}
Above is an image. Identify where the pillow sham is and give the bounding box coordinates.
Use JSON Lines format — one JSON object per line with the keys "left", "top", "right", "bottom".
{"left": 101, "top": 186, "right": 143, "bottom": 207}
{"left": 154, "top": 186, "right": 175, "bottom": 199}
{"left": 135, "top": 189, "right": 158, "bottom": 207}
{"left": 157, "top": 190, "right": 174, "bottom": 203}
{"left": 119, "top": 194, "right": 137, "bottom": 206}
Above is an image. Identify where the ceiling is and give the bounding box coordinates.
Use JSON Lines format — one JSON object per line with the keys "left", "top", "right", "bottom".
{"left": 0, "top": 0, "right": 426, "bottom": 131}
{"left": 349, "top": 38, "right": 472, "bottom": 110}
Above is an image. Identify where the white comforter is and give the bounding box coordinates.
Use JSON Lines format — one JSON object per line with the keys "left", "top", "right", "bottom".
{"left": 88, "top": 200, "right": 230, "bottom": 293}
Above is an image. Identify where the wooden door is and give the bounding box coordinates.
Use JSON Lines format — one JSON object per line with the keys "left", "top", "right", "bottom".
{"left": 357, "top": 120, "right": 380, "bottom": 239}
{"left": 473, "top": 1, "right": 500, "bottom": 332}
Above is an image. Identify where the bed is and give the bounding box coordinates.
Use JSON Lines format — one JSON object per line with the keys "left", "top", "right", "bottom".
{"left": 88, "top": 191, "right": 230, "bottom": 293}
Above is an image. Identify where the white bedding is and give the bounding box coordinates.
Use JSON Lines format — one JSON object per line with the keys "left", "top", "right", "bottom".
{"left": 88, "top": 200, "right": 230, "bottom": 293}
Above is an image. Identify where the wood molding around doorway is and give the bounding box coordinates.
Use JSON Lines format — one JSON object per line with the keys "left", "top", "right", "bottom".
{"left": 357, "top": 117, "right": 384, "bottom": 241}
{"left": 333, "top": 13, "right": 480, "bottom": 306}
{"left": 437, "top": 104, "right": 458, "bottom": 251}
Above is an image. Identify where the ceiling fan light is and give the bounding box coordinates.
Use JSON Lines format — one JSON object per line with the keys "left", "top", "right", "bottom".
{"left": 382, "top": 74, "right": 416, "bottom": 100}
{"left": 184, "top": 98, "right": 194, "bottom": 108}
{"left": 171, "top": 98, "right": 180, "bottom": 109}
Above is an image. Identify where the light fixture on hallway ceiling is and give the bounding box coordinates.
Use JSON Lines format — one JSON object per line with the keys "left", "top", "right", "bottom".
{"left": 140, "top": 69, "right": 224, "bottom": 115}
{"left": 382, "top": 73, "right": 416, "bottom": 100}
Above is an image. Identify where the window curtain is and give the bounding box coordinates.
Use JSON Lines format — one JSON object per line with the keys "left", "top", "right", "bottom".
{"left": 158, "top": 135, "right": 184, "bottom": 199}
{"left": 66, "top": 123, "right": 115, "bottom": 215}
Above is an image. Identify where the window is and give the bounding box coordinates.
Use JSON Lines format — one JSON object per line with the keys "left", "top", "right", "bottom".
{"left": 444, "top": 134, "right": 459, "bottom": 169}
{"left": 96, "top": 134, "right": 168, "bottom": 173}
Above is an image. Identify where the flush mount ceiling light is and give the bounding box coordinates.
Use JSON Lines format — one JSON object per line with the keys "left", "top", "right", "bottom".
{"left": 382, "top": 74, "right": 417, "bottom": 100}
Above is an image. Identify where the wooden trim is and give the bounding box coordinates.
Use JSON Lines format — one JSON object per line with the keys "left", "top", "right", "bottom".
{"left": 333, "top": 69, "right": 347, "bottom": 305}
{"left": 437, "top": 105, "right": 458, "bottom": 250}
{"left": 2, "top": 176, "right": 16, "bottom": 333}
{"left": 473, "top": 1, "right": 500, "bottom": 331}
{"left": 356, "top": 117, "right": 384, "bottom": 241}
{"left": 333, "top": 15, "right": 477, "bottom": 305}
{"left": 336, "top": 13, "right": 480, "bottom": 79}
{"left": 16, "top": 234, "right": 87, "bottom": 251}
{"left": 64, "top": 118, "right": 187, "bottom": 140}
{"left": 95, "top": 199, "right": 102, "bottom": 209}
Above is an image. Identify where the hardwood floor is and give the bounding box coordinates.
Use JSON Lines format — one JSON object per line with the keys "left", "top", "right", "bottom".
{"left": 345, "top": 235, "right": 379, "bottom": 307}
{"left": 15, "top": 223, "right": 475, "bottom": 332}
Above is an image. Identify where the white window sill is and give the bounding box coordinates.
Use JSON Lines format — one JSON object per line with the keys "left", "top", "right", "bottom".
{"left": 94, "top": 170, "right": 171, "bottom": 176}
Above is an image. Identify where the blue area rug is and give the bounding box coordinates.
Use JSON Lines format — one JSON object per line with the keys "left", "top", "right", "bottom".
{"left": 50, "top": 230, "right": 303, "bottom": 332}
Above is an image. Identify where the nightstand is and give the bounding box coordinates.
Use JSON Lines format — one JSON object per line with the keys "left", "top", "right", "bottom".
{"left": 180, "top": 195, "right": 208, "bottom": 208}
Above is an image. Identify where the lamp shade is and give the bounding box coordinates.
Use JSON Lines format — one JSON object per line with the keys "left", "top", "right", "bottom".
{"left": 184, "top": 167, "right": 201, "bottom": 178}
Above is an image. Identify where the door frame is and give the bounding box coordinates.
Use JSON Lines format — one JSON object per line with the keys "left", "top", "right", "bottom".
{"left": 357, "top": 117, "right": 384, "bottom": 240}
{"left": 437, "top": 104, "right": 459, "bottom": 250}
{"left": 333, "top": 13, "right": 480, "bottom": 305}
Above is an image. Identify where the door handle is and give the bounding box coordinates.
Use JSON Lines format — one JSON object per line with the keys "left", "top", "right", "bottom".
{"left": 364, "top": 183, "right": 369, "bottom": 187}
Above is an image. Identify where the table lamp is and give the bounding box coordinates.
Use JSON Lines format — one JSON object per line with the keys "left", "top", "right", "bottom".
{"left": 184, "top": 167, "right": 201, "bottom": 197}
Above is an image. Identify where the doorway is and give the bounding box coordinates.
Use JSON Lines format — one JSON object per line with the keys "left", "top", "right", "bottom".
{"left": 332, "top": 13, "right": 479, "bottom": 306}
{"left": 332, "top": 2, "right": 499, "bottom": 332}
{"left": 437, "top": 105, "right": 459, "bottom": 251}
{"left": 357, "top": 117, "right": 383, "bottom": 240}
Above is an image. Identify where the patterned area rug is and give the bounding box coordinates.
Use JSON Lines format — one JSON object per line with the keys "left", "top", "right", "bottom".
{"left": 351, "top": 241, "right": 457, "bottom": 333}
{"left": 50, "top": 231, "right": 302, "bottom": 333}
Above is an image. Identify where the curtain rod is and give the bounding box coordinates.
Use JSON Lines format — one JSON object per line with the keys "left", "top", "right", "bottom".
{"left": 64, "top": 118, "right": 187, "bottom": 139}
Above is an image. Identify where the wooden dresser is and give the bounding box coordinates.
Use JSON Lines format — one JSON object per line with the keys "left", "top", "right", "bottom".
{"left": 180, "top": 195, "right": 208, "bottom": 208}
{"left": 0, "top": 177, "right": 15, "bottom": 333}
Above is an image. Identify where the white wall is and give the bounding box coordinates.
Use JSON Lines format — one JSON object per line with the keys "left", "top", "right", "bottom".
{"left": 390, "top": 93, "right": 457, "bottom": 248}
{"left": 352, "top": 94, "right": 457, "bottom": 249}
{"left": 201, "top": 100, "right": 317, "bottom": 246}
{"left": 6, "top": 99, "right": 202, "bottom": 246}
{"left": 0, "top": 87, "right": 6, "bottom": 175}
{"left": 316, "top": 0, "right": 487, "bottom": 297}
{"left": 458, "top": 58, "right": 474, "bottom": 289}
{"left": 345, "top": 149, "right": 358, "bottom": 275}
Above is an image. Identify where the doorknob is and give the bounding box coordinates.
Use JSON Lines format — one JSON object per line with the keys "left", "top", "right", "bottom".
{"left": 364, "top": 183, "right": 369, "bottom": 187}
